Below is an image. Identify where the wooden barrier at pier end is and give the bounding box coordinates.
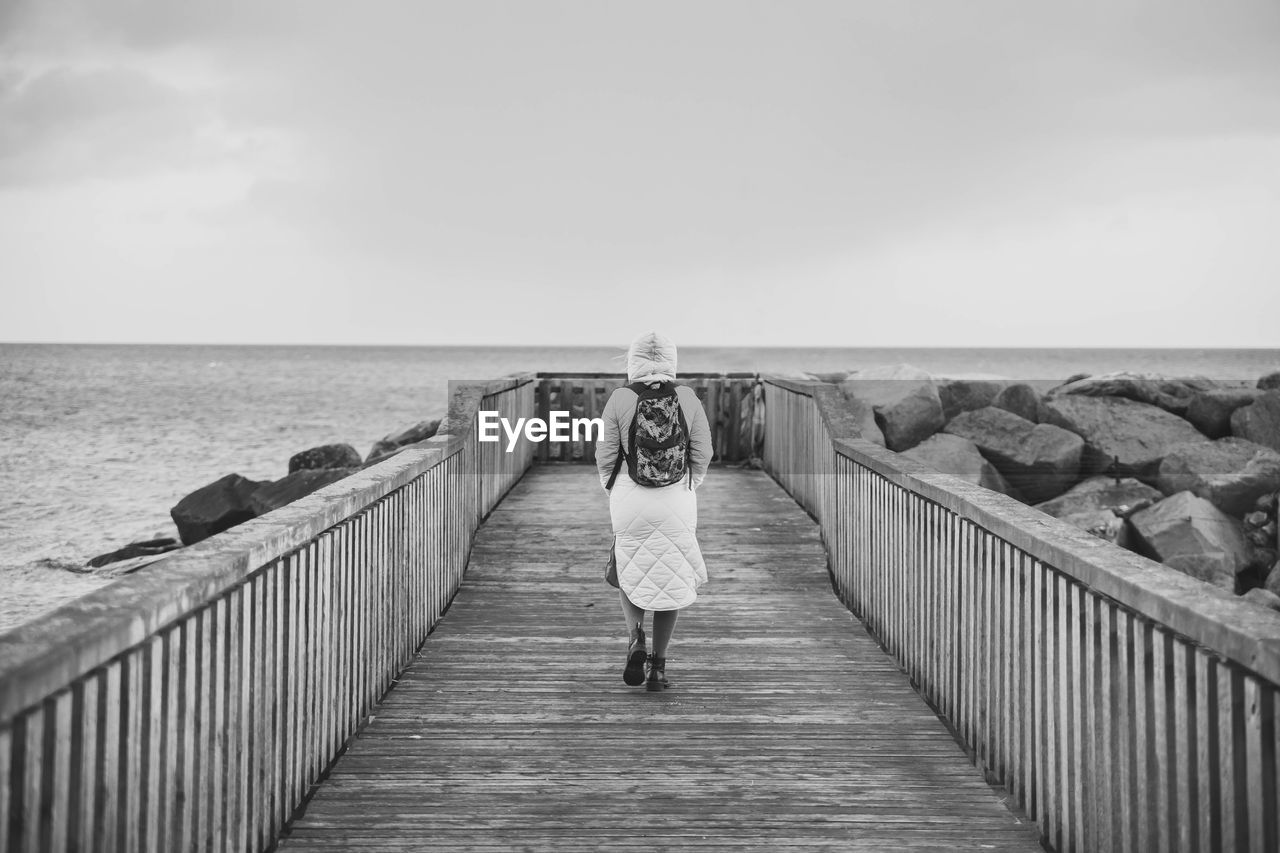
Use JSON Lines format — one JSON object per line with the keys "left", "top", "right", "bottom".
{"left": 533, "top": 372, "right": 762, "bottom": 463}
{"left": 763, "top": 376, "right": 1280, "bottom": 853}
{"left": 0, "top": 376, "right": 537, "bottom": 853}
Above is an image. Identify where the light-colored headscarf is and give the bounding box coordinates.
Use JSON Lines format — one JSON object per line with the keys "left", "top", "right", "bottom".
{"left": 626, "top": 331, "right": 677, "bottom": 384}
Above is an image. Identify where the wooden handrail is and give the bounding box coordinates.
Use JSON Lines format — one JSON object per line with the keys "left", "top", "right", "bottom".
{"left": 0, "top": 374, "right": 537, "bottom": 853}
{"left": 535, "top": 371, "right": 758, "bottom": 379}
{"left": 761, "top": 376, "right": 1280, "bottom": 852}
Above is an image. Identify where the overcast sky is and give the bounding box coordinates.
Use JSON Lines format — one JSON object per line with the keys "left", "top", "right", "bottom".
{"left": 1, "top": 1, "right": 1277, "bottom": 347}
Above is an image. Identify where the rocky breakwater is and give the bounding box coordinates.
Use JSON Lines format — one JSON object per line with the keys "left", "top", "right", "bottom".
{"left": 85, "top": 418, "right": 442, "bottom": 574}
{"left": 827, "top": 366, "right": 1280, "bottom": 609}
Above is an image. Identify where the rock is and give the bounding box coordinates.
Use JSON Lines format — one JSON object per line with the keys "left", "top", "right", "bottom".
{"left": 942, "top": 407, "right": 1083, "bottom": 502}
{"left": 937, "top": 379, "right": 1007, "bottom": 422}
{"left": 87, "top": 537, "right": 182, "bottom": 569}
{"left": 1251, "top": 547, "right": 1278, "bottom": 569}
{"left": 1246, "top": 494, "right": 1279, "bottom": 571}
{"left": 1036, "top": 476, "right": 1164, "bottom": 519}
{"left": 1130, "top": 492, "right": 1252, "bottom": 591}
{"left": 1156, "top": 438, "right": 1280, "bottom": 516}
{"left": 288, "top": 443, "right": 362, "bottom": 474}
{"left": 170, "top": 474, "right": 263, "bottom": 546}
{"left": 900, "top": 433, "right": 1015, "bottom": 496}
{"left": 365, "top": 419, "right": 442, "bottom": 465}
{"left": 1251, "top": 523, "right": 1277, "bottom": 547}
{"left": 1047, "top": 371, "right": 1219, "bottom": 416}
{"left": 847, "top": 363, "right": 935, "bottom": 381}
{"left": 1041, "top": 395, "right": 1209, "bottom": 484}
{"left": 1259, "top": 371, "right": 1280, "bottom": 391}
{"left": 873, "top": 383, "right": 945, "bottom": 452}
{"left": 993, "top": 383, "right": 1042, "bottom": 424}
{"left": 249, "top": 468, "right": 358, "bottom": 516}
{"left": 1058, "top": 509, "right": 1131, "bottom": 548}
{"left": 1242, "top": 588, "right": 1280, "bottom": 612}
{"left": 841, "top": 395, "right": 886, "bottom": 447}
{"left": 1186, "top": 388, "right": 1263, "bottom": 438}
{"left": 840, "top": 366, "right": 944, "bottom": 452}
{"left": 1230, "top": 391, "right": 1280, "bottom": 453}
{"left": 91, "top": 553, "right": 170, "bottom": 576}
{"left": 1266, "top": 559, "right": 1280, "bottom": 597}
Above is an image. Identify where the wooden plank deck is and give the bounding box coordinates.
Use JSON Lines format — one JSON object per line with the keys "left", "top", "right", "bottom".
{"left": 277, "top": 465, "right": 1042, "bottom": 852}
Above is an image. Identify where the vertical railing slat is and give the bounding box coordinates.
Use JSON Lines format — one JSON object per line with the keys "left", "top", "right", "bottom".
{"left": 1084, "top": 592, "right": 1100, "bottom": 853}
{"left": 1245, "top": 678, "right": 1273, "bottom": 850}
{"left": 1116, "top": 610, "right": 1134, "bottom": 853}
{"left": 73, "top": 675, "right": 98, "bottom": 853}
{"left": 0, "top": 724, "right": 11, "bottom": 853}
{"left": 49, "top": 691, "right": 71, "bottom": 853}
{"left": 1194, "top": 649, "right": 1216, "bottom": 853}
{"left": 18, "top": 710, "right": 40, "bottom": 853}
{"left": 99, "top": 661, "right": 121, "bottom": 853}
{"left": 224, "top": 588, "right": 242, "bottom": 853}
{"left": 1068, "top": 581, "right": 1084, "bottom": 852}
{"left": 120, "top": 652, "right": 141, "bottom": 853}
{"left": 1173, "top": 640, "right": 1194, "bottom": 853}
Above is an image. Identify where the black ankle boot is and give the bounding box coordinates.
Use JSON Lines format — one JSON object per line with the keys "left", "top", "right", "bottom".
{"left": 623, "top": 625, "right": 647, "bottom": 686}
{"left": 646, "top": 654, "right": 670, "bottom": 691}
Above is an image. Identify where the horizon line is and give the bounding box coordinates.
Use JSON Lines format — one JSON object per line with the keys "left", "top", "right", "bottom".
{"left": 3, "top": 340, "right": 1279, "bottom": 352}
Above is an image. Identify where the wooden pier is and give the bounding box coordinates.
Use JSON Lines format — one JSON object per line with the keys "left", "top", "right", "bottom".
{"left": 278, "top": 465, "right": 1039, "bottom": 851}
{"left": 3, "top": 372, "right": 1280, "bottom": 852}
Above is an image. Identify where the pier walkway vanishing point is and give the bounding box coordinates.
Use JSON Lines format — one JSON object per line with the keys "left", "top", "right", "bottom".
{"left": 277, "top": 465, "right": 1040, "bottom": 852}
{"left": 4, "top": 373, "right": 1280, "bottom": 853}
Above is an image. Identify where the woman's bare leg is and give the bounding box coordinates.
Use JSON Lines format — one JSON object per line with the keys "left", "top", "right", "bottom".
{"left": 651, "top": 609, "right": 679, "bottom": 658}
{"left": 619, "top": 588, "right": 645, "bottom": 634}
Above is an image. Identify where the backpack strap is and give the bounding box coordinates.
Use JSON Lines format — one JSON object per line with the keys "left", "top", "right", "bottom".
{"left": 605, "top": 445, "right": 626, "bottom": 491}
{"left": 675, "top": 388, "right": 693, "bottom": 489}
{"left": 623, "top": 381, "right": 663, "bottom": 483}
{"left": 610, "top": 382, "right": 649, "bottom": 489}
{"left": 625, "top": 389, "right": 640, "bottom": 483}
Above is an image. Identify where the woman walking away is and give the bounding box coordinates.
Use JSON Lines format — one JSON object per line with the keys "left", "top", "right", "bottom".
{"left": 597, "top": 331, "right": 713, "bottom": 691}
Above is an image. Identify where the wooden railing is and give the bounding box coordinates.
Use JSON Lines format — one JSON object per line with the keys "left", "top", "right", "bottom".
{"left": 0, "top": 375, "right": 537, "bottom": 853}
{"left": 762, "top": 377, "right": 1280, "bottom": 853}
{"left": 533, "top": 373, "right": 762, "bottom": 464}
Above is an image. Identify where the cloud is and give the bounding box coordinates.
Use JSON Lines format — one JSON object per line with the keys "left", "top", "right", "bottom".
{"left": 0, "top": 0, "right": 1277, "bottom": 345}
{"left": 0, "top": 66, "right": 211, "bottom": 185}
{"left": 0, "top": 0, "right": 296, "bottom": 52}
{"left": 224, "top": 3, "right": 1280, "bottom": 243}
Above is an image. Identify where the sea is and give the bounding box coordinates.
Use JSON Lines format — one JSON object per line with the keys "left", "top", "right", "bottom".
{"left": 3, "top": 343, "right": 1278, "bottom": 632}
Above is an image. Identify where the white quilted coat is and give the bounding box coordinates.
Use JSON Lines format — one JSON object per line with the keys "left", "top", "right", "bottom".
{"left": 597, "top": 383, "right": 713, "bottom": 610}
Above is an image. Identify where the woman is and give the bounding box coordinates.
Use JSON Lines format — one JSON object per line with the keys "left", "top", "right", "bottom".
{"left": 596, "top": 331, "right": 713, "bottom": 691}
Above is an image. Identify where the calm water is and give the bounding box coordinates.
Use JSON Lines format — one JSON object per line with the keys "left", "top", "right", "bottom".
{"left": 2, "top": 343, "right": 1278, "bottom": 630}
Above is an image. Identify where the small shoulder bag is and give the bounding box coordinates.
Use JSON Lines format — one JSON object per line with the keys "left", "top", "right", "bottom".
{"left": 603, "top": 447, "right": 625, "bottom": 587}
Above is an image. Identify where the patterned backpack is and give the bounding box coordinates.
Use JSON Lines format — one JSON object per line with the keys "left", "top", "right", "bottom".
{"left": 625, "top": 381, "right": 692, "bottom": 487}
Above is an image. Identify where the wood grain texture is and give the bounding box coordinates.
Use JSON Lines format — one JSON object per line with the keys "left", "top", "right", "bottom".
{"left": 278, "top": 465, "right": 1040, "bottom": 852}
